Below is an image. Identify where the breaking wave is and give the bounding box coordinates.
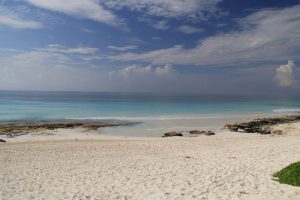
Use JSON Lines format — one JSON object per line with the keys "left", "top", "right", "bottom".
{"left": 273, "top": 109, "right": 300, "bottom": 113}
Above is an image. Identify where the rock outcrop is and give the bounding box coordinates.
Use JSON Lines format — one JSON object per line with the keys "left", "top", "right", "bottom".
{"left": 189, "top": 130, "right": 206, "bottom": 135}
{"left": 163, "top": 132, "right": 183, "bottom": 137}
{"left": 224, "top": 115, "right": 300, "bottom": 134}
{"left": 0, "top": 120, "right": 132, "bottom": 137}
{"left": 189, "top": 130, "right": 215, "bottom": 136}
{"left": 203, "top": 131, "right": 215, "bottom": 136}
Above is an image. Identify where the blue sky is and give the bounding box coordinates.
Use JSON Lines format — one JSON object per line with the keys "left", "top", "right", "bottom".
{"left": 0, "top": 0, "right": 299, "bottom": 94}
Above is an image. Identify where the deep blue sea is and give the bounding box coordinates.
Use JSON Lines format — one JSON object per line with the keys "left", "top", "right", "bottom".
{"left": 1, "top": 91, "right": 300, "bottom": 136}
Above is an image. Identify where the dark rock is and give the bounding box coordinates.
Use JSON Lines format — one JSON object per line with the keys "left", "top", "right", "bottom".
{"left": 223, "top": 115, "right": 300, "bottom": 134}
{"left": 271, "top": 130, "right": 283, "bottom": 135}
{"left": 224, "top": 124, "right": 239, "bottom": 132}
{"left": 260, "top": 126, "right": 272, "bottom": 134}
{"left": 0, "top": 139, "right": 6, "bottom": 143}
{"left": 0, "top": 121, "right": 128, "bottom": 137}
{"left": 82, "top": 124, "right": 105, "bottom": 131}
{"left": 189, "top": 130, "right": 215, "bottom": 136}
{"left": 163, "top": 131, "right": 183, "bottom": 137}
{"left": 6, "top": 132, "right": 27, "bottom": 138}
{"left": 189, "top": 130, "right": 206, "bottom": 135}
{"left": 204, "top": 131, "right": 215, "bottom": 136}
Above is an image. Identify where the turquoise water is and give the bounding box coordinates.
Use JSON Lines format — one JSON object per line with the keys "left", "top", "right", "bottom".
{"left": 1, "top": 91, "right": 300, "bottom": 136}
{"left": 0, "top": 91, "right": 300, "bottom": 122}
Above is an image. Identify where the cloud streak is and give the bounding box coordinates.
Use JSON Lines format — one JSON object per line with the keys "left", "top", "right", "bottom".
{"left": 108, "top": 45, "right": 138, "bottom": 52}
{"left": 104, "top": 0, "right": 222, "bottom": 19}
{"left": 138, "top": 17, "right": 169, "bottom": 30}
{"left": 109, "top": 5, "right": 300, "bottom": 66}
{"left": 0, "top": 6, "right": 42, "bottom": 29}
{"left": 26, "top": 0, "right": 122, "bottom": 27}
{"left": 176, "top": 25, "right": 203, "bottom": 34}
{"left": 0, "top": 44, "right": 100, "bottom": 71}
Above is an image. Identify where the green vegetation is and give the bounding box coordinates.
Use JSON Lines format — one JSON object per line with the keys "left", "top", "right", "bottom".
{"left": 273, "top": 162, "right": 300, "bottom": 187}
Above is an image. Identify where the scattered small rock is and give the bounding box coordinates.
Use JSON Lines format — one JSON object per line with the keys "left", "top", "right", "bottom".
{"left": 163, "top": 131, "right": 183, "bottom": 137}
{"left": 189, "top": 130, "right": 206, "bottom": 135}
{"left": 0, "top": 139, "right": 6, "bottom": 143}
{"left": 82, "top": 124, "right": 105, "bottom": 131}
{"left": 204, "top": 131, "right": 215, "bottom": 136}
{"left": 6, "top": 132, "right": 27, "bottom": 138}
{"left": 189, "top": 130, "right": 215, "bottom": 136}
{"left": 272, "top": 130, "right": 283, "bottom": 135}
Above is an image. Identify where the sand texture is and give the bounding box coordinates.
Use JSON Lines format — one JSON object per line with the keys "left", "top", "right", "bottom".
{"left": 1, "top": 133, "right": 300, "bottom": 200}
{"left": 271, "top": 122, "right": 300, "bottom": 135}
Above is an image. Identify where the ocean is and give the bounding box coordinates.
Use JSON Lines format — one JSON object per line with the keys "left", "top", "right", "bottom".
{"left": 1, "top": 91, "right": 300, "bottom": 136}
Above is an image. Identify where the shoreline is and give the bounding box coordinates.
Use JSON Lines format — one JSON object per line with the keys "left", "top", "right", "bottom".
{"left": 0, "top": 114, "right": 300, "bottom": 143}
{"left": 1, "top": 114, "right": 300, "bottom": 199}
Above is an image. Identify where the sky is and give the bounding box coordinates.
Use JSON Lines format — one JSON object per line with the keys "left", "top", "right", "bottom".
{"left": 0, "top": 0, "right": 299, "bottom": 94}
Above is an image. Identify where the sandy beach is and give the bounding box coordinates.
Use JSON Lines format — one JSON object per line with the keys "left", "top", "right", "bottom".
{"left": 1, "top": 128, "right": 300, "bottom": 200}
{"left": 1, "top": 0, "right": 300, "bottom": 199}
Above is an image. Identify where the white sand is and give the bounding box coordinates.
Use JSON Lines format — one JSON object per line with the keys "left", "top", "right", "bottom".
{"left": 271, "top": 121, "right": 300, "bottom": 135}
{"left": 1, "top": 132, "right": 300, "bottom": 200}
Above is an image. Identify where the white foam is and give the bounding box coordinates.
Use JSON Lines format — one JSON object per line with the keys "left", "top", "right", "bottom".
{"left": 68, "top": 114, "right": 265, "bottom": 122}
{"left": 273, "top": 108, "right": 300, "bottom": 113}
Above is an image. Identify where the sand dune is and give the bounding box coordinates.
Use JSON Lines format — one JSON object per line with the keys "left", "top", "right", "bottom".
{"left": 1, "top": 133, "right": 300, "bottom": 200}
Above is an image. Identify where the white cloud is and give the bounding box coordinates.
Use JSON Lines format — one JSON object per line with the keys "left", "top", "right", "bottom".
{"left": 0, "top": 44, "right": 109, "bottom": 91}
{"left": 44, "top": 44, "right": 98, "bottom": 54}
{"left": 0, "top": 48, "right": 23, "bottom": 53}
{"left": 119, "top": 65, "right": 152, "bottom": 76}
{"left": 82, "top": 28, "right": 95, "bottom": 33}
{"left": 106, "top": 64, "right": 185, "bottom": 92}
{"left": 151, "top": 20, "right": 169, "bottom": 30}
{"left": 0, "top": 7, "right": 42, "bottom": 29}
{"left": 155, "top": 64, "right": 174, "bottom": 76}
{"left": 1, "top": 47, "right": 298, "bottom": 93}
{"left": 109, "top": 5, "right": 300, "bottom": 66}
{"left": 104, "top": 0, "right": 222, "bottom": 19}
{"left": 275, "top": 60, "right": 298, "bottom": 87}
{"left": 138, "top": 17, "right": 169, "bottom": 30}
{"left": 176, "top": 25, "right": 203, "bottom": 34}
{"left": 108, "top": 45, "right": 138, "bottom": 51}
{"left": 0, "top": 46, "right": 180, "bottom": 92}
{"left": 26, "top": 0, "right": 122, "bottom": 26}
{"left": 9, "top": 49, "right": 71, "bottom": 69}
{"left": 0, "top": 44, "right": 100, "bottom": 70}
{"left": 0, "top": 61, "right": 110, "bottom": 91}
{"left": 114, "top": 64, "right": 175, "bottom": 77}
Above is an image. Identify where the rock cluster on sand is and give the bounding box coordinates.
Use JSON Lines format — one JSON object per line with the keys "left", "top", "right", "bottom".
{"left": 224, "top": 115, "right": 300, "bottom": 134}
{"left": 189, "top": 130, "right": 215, "bottom": 136}
{"left": 0, "top": 121, "right": 131, "bottom": 138}
{"left": 0, "top": 123, "right": 100, "bottom": 136}
{"left": 163, "top": 132, "right": 183, "bottom": 137}
{"left": 163, "top": 130, "right": 215, "bottom": 137}
{"left": 0, "top": 139, "right": 6, "bottom": 143}
{"left": 189, "top": 130, "right": 206, "bottom": 135}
